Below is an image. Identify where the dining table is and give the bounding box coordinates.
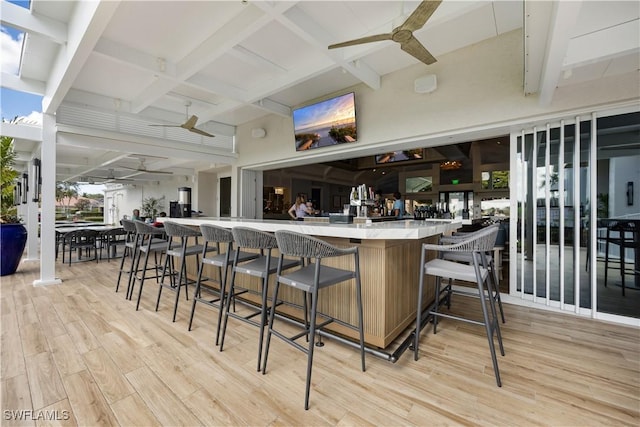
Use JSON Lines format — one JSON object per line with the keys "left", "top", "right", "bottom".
{"left": 55, "top": 224, "right": 126, "bottom": 262}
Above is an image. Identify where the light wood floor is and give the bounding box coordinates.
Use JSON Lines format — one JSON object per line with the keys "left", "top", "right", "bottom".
{"left": 1, "top": 258, "right": 639, "bottom": 426}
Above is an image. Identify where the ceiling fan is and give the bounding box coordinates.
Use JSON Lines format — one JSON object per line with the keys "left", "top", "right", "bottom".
{"left": 328, "top": 0, "right": 442, "bottom": 66}
{"left": 149, "top": 101, "right": 215, "bottom": 138}
{"left": 85, "top": 169, "right": 135, "bottom": 182}
{"left": 119, "top": 158, "right": 173, "bottom": 175}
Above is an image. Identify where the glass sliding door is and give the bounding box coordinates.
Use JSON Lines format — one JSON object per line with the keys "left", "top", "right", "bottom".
{"left": 595, "top": 112, "right": 640, "bottom": 318}
{"left": 561, "top": 123, "right": 576, "bottom": 307}
{"left": 513, "top": 119, "right": 589, "bottom": 310}
{"left": 511, "top": 109, "right": 639, "bottom": 320}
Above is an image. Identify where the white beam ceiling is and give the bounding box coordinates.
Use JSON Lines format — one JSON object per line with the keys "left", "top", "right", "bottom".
{"left": 42, "top": 0, "right": 121, "bottom": 113}
{"left": 1, "top": 0, "right": 637, "bottom": 184}
{"left": 538, "top": 0, "right": 583, "bottom": 106}
{"left": 0, "top": 0, "right": 66, "bottom": 43}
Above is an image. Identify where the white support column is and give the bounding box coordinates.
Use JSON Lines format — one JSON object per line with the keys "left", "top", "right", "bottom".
{"left": 241, "top": 169, "right": 258, "bottom": 219}
{"left": 34, "top": 113, "right": 61, "bottom": 286}
{"left": 230, "top": 165, "right": 240, "bottom": 217}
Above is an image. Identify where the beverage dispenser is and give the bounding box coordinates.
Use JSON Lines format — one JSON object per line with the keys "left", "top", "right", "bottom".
{"left": 178, "top": 187, "right": 192, "bottom": 218}
{"left": 169, "top": 201, "right": 180, "bottom": 218}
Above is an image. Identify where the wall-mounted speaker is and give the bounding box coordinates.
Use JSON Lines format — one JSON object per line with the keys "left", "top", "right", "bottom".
{"left": 251, "top": 128, "right": 266, "bottom": 138}
{"left": 414, "top": 74, "right": 437, "bottom": 94}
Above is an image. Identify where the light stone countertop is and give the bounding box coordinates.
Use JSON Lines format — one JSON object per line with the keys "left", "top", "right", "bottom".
{"left": 158, "top": 217, "right": 461, "bottom": 240}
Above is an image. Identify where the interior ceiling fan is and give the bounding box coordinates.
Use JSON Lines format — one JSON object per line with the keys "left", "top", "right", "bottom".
{"left": 149, "top": 101, "right": 215, "bottom": 138}
{"left": 119, "top": 158, "right": 173, "bottom": 175}
{"left": 328, "top": 0, "right": 442, "bottom": 66}
{"left": 85, "top": 169, "right": 134, "bottom": 182}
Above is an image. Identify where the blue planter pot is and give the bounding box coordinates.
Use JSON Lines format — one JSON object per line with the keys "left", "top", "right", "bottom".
{"left": 0, "top": 223, "right": 27, "bottom": 276}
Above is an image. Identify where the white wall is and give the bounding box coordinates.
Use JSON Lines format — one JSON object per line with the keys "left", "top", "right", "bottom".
{"left": 196, "top": 170, "right": 220, "bottom": 217}
{"left": 609, "top": 155, "right": 640, "bottom": 218}
{"left": 234, "top": 29, "right": 638, "bottom": 171}
{"left": 104, "top": 177, "right": 195, "bottom": 221}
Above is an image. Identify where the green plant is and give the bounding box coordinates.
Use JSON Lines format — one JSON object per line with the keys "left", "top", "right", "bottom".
{"left": 75, "top": 198, "right": 91, "bottom": 212}
{"left": 141, "top": 196, "right": 165, "bottom": 219}
{"left": 328, "top": 125, "right": 356, "bottom": 143}
{"left": 1, "top": 134, "right": 20, "bottom": 223}
{"left": 56, "top": 181, "right": 79, "bottom": 216}
{"left": 597, "top": 193, "right": 609, "bottom": 219}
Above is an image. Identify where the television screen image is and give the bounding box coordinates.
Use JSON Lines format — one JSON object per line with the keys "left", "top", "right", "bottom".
{"left": 293, "top": 92, "right": 356, "bottom": 151}
{"left": 375, "top": 149, "right": 423, "bottom": 164}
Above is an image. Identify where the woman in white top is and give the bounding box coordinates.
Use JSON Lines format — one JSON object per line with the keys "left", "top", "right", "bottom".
{"left": 288, "top": 196, "right": 308, "bottom": 220}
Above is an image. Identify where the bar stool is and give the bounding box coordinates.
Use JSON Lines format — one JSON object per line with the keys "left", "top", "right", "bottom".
{"left": 130, "top": 220, "right": 169, "bottom": 308}
{"left": 218, "top": 226, "right": 302, "bottom": 372}
{"left": 155, "top": 221, "right": 214, "bottom": 322}
{"left": 261, "top": 230, "right": 366, "bottom": 410}
{"left": 115, "top": 219, "right": 138, "bottom": 294}
{"left": 603, "top": 220, "right": 639, "bottom": 296}
{"left": 414, "top": 224, "right": 504, "bottom": 387}
{"left": 439, "top": 224, "right": 505, "bottom": 323}
{"left": 187, "top": 223, "right": 259, "bottom": 345}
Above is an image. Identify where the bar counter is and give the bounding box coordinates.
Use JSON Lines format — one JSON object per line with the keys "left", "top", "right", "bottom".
{"left": 160, "top": 217, "right": 460, "bottom": 348}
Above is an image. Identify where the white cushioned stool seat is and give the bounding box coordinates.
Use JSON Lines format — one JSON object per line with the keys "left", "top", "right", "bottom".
{"left": 425, "top": 258, "right": 489, "bottom": 283}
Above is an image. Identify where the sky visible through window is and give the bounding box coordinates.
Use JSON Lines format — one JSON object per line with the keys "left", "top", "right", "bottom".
{"left": 1, "top": 0, "right": 43, "bottom": 122}
{"left": 1, "top": 0, "right": 103, "bottom": 194}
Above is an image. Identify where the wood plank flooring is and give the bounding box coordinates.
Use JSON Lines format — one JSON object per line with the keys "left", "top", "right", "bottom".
{"left": 1, "top": 259, "right": 639, "bottom": 426}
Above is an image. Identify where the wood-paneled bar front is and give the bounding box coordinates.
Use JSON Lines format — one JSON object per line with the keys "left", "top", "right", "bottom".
{"left": 159, "top": 217, "right": 460, "bottom": 349}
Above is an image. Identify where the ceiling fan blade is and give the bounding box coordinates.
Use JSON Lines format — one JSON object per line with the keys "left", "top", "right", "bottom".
{"left": 400, "top": 0, "right": 442, "bottom": 33}
{"left": 328, "top": 33, "right": 392, "bottom": 50}
{"left": 182, "top": 115, "right": 199, "bottom": 129}
{"left": 119, "top": 165, "right": 174, "bottom": 175}
{"left": 148, "top": 109, "right": 210, "bottom": 138}
{"left": 400, "top": 36, "right": 437, "bottom": 65}
{"left": 189, "top": 127, "right": 215, "bottom": 138}
{"left": 143, "top": 170, "right": 174, "bottom": 175}
{"left": 87, "top": 175, "right": 134, "bottom": 182}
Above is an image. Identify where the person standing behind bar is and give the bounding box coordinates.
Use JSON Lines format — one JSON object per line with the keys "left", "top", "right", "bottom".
{"left": 392, "top": 192, "right": 404, "bottom": 219}
{"left": 288, "top": 195, "right": 308, "bottom": 220}
{"left": 306, "top": 200, "right": 319, "bottom": 216}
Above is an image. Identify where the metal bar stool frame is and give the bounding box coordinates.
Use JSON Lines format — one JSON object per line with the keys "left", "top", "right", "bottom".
{"left": 439, "top": 224, "right": 506, "bottom": 323}
{"left": 116, "top": 219, "right": 138, "bottom": 294}
{"left": 129, "top": 220, "right": 170, "bottom": 308}
{"left": 218, "top": 226, "right": 302, "bottom": 372}
{"left": 187, "top": 224, "right": 260, "bottom": 344}
{"left": 261, "top": 229, "right": 366, "bottom": 410}
{"left": 414, "top": 224, "right": 505, "bottom": 387}
{"left": 603, "top": 220, "right": 639, "bottom": 296}
{"left": 155, "top": 221, "right": 212, "bottom": 322}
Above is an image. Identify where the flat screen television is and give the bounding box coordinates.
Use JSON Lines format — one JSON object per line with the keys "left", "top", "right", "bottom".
{"left": 293, "top": 92, "right": 357, "bottom": 151}
{"left": 375, "top": 149, "right": 423, "bottom": 164}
